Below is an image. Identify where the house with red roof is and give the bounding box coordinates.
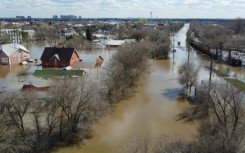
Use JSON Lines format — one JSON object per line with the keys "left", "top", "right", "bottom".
{"left": 40, "top": 47, "right": 79, "bottom": 67}
{"left": 0, "top": 43, "right": 30, "bottom": 65}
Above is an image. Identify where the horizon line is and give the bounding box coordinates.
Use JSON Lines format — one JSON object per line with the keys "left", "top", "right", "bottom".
{"left": 0, "top": 17, "right": 241, "bottom": 20}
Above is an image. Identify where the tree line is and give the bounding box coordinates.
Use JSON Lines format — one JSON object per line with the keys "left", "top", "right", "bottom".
{"left": 187, "top": 19, "right": 245, "bottom": 59}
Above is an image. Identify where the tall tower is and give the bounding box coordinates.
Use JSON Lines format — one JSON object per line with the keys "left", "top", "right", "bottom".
{"left": 150, "top": 11, "right": 152, "bottom": 19}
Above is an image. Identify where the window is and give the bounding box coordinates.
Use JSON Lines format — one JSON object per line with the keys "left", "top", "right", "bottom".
{"left": 2, "top": 58, "right": 8, "bottom": 63}
{"left": 23, "top": 54, "right": 28, "bottom": 59}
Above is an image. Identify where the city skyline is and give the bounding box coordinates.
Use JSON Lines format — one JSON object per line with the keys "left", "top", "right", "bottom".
{"left": 0, "top": 0, "right": 245, "bottom": 19}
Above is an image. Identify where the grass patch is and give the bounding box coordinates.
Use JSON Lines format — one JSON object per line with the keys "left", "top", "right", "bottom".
{"left": 33, "top": 70, "right": 84, "bottom": 77}
{"left": 213, "top": 69, "right": 229, "bottom": 77}
{"left": 225, "top": 78, "right": 245, "bottom": 92}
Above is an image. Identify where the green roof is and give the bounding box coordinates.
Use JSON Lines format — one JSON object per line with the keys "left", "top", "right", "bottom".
{"left": 33, "top": 70, "right": 84, "bottom": 77}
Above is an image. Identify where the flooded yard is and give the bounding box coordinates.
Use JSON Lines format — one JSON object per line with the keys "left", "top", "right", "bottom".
{"left": 0, "top": 42, "right": 115, "bottom": 92}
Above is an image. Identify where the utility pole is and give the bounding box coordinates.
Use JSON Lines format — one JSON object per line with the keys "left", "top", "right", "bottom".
{"left": 172, "top": 33, "right": 175, "bottom": 63}
{"left": 209, "top": 60, "right": 213, "bottom": 83}
{"left": 97, "top": 66, "right": 98, "bottom": 80}
{"left": 186, "top": 47, "right": 191, "bottom": 96}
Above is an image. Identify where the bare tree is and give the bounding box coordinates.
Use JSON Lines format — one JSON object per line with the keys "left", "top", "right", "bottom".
{"left": 44, "top": 100, "right": 60, "bottom": 137}
{"left": 178, "top": 82, "right": 245, "bottom": 153}
{"left": 233, "top": 18, "right": 245, "bottom": 35}
{"left": 102, "top": 42, "right": 152, "bottom": 103}
{"left": 0, "top": 91, "right": 34, "bottom": 153}
{"left": 121, "top": 135, "right": 191, "bottom": 153}
{"left": 178, "top": 61, "right": 199, "bottom": 96}
{"left": 65, "top": 35, "right": 92, "bottom": 50}
{"left": 3, "top": 91, "right": 34, "bottom": 136}
{"left": 30, "top": 99, "right": 46, "bottom": 142}
{"left": 48, "top": 77, "right": 109, "bottom": 142}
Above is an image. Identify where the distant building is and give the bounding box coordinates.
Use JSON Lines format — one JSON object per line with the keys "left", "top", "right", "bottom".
{"left": 60, "top": 15, "right": 77, "bottom": 20}
{"left": 1, "top": 29, "right": 22, "bottom": 43}
{"left": 40, "top": 47, "right": 79, "bottom": 67}
{"left": 79, "top": 16, "right": 82, "bottom": 19}
{"left": 16, "top": 16, "right": 25, "bottom": 19}
{"left": 0, "top": 43, "right": 30, "bottom": 65}
{"left": 27, "top": 16, "right": 32, "bottom": 19}
{"left": 143, "top": 23, "right": 158, "bottom": 27}
{"left": 53, "top": 15, "right": 58, "bottom": 19}
{"left": 106, "top": 40, "right": 125, "bottom": 47}
{"left": 22, "top": 29, "right": 36, "bottom": 39}
{"left": 60, "top": 28, "right": 77, "bottom": 37}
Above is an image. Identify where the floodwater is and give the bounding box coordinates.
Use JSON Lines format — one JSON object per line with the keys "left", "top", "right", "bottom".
{"left": 54, "top": 24, "right": 201, "bottom": 153}
{"left": 1, "top": 24, "right": 244, "bottom": 152}
{"left": 0, "top": 42, "right": 115, "bottom": 92}
{"left": 55, "top": 24, "right": 245, "bottom": 153}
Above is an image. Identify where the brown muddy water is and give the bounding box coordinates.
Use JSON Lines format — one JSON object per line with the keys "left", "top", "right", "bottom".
{"left": 54, "top": 60, "right": 197, "bottom": 153}
{"left": 54, "top": 24, "right": 245, "bottom": 153}
{"left": 0, "top": 42, "right": 115, "bottom": 92}
{"left": 0, "top": 24, "right": 244, "bottom": 153}
{"left": 53, "top": 24, "right": 200, "bottom": 153}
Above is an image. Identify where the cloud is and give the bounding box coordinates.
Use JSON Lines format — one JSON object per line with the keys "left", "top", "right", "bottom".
{"left": 0, "top": 0, "right": 245, "bottom": 18}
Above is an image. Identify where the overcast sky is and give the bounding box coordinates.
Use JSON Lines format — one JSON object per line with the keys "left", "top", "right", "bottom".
{"left": 0, "top": 0, "right": 244, "bottom": 18}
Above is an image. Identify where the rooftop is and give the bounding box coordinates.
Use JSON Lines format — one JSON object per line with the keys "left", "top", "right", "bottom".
{"left": 1, "top": 43, "right": 29, "bottom": 56}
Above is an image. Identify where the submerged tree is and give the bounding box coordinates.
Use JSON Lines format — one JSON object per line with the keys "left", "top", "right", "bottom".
{"left": 121, "top": 135, "right": 190, "bottom": 153}
{"left": 0, "top": 91, "right": 35, "bottom": 153}
{"left": 102, "top": 42, "right": 152, "bottom": 103}
{"left": 178, "top": 82, "right": 245, "bottom": 153}
{"left": 49, "top": 77, "right": 109, "bottom": 143}
{"left": 178, "top": 61, "right": 199, "bottom": 96}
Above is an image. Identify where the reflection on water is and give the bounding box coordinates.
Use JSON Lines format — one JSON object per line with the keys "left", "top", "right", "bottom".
{"left": 0, "top": 64, "right": 29, "bottom": 78}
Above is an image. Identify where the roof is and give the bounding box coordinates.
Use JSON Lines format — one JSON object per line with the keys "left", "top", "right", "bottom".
{"left": 40, "top": 47, "right": 78, "bottom": 61}
{"left": 1, "top": 43, "right": 29, "bottom": 56}
{"left": 21, "top": 84, "right": 49, "bottom": 91}
{"left": 22, "top": 30, "right": 35, "bottom": 33}
{"left": 33, "top": 70, "right": 84, "bottom": 77}
{"left": 106, "top": 40, "right": 125, "bottom": 46}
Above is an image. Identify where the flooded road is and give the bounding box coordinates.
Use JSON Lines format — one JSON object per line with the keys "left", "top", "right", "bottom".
{"left": 55, "top": 24, "right": 245, "bottom": 153}
{"left": 55, "top": 68, "right": 196, "bottom": 153}
{"left": 54, "top": 24, "right": 198, "bottom": 153}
